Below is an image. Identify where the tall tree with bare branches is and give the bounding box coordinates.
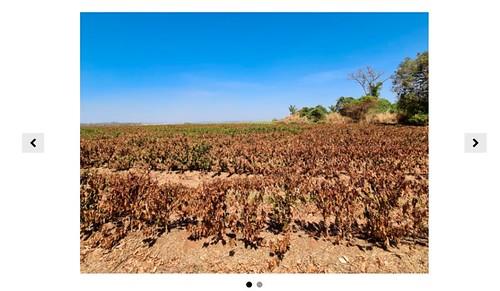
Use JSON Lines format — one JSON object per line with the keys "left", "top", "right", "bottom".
{"left": 348, "top": 66, "right": 388, "bottom": 97}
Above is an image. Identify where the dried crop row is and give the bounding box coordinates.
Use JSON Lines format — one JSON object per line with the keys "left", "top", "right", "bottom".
{"left": 81, "top": 124, "right": 428, "bottom": 180}
{"left": 81, "top": 166, "right": 428, "bottom": 259}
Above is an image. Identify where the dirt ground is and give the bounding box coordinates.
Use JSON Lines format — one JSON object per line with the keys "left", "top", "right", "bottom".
{"left": 80, "top": 229, "right": 427, "bottom": 273}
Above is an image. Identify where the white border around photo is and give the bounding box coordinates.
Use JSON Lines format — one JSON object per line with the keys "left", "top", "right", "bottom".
{"left": 0, "top": 0, "right": 499, "bottom": 290}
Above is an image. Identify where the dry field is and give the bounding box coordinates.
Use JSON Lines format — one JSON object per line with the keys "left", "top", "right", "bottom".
{"left": 80, "top": 123, "right": 428, "bottom": 273}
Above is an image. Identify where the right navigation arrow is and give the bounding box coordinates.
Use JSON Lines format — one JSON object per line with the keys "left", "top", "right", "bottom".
{"left": 465, "top": 133, "right": 486, "bottom": 153}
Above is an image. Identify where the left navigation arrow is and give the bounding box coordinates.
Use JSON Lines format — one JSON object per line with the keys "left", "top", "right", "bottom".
{"left": 22, "top": 133, "right": 44, "bottom": 153}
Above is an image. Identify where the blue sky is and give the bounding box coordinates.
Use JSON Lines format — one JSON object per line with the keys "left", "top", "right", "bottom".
{"left": 81, "top": 13, "right": 428, "bottom": 124}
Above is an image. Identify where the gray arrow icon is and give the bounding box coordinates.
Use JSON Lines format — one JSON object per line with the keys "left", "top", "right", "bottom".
{"left": 465, "top": 133, "right": 486, "bottom": 153}
{"left": 22, "top": 133, "right": 44, "bottom": 153}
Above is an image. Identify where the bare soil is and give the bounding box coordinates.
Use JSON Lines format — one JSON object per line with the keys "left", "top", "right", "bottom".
{"left": 80, "top": 228, "right": 427, "bottom": 273}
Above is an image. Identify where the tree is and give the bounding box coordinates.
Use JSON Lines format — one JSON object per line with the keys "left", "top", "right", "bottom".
{"left": 288, "top": 105, "right": 297, "bottom": 115}
{"left": 334, "top": 96, "right": 395, "bottom": 121}
{"left": 392, "top": 52, "right": 429, "bottom": 118}
{"left": 298, "top": 105, "right": 328, "bottom": 123}
{"left": 372, "top": 98, "right": 395, "bottom": 113}
{"left": 369, "top": 81, "right": 383, "bottom": 98}
{"left": 332, "top": 97, "right": 356, "bottom": 113}
{"left": 332, "top": 96, "right": 376, "bottom": 121}
{"left": 308, "top": 106, "right": 328, "bottom": 122}
{"left": 348, "top": 66, "right": 388, "bottom": 97}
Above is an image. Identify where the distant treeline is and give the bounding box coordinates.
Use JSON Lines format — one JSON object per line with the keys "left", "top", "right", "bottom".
{"left": 288, "top": 51, "right": 429, "bottom": 125}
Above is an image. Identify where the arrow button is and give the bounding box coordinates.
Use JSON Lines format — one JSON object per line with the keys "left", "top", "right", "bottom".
{"left": 465, "top": 133, "right": 486, "bottom": 153}
{"left": 22, "top": 133, "right": 44, "bottom": 153}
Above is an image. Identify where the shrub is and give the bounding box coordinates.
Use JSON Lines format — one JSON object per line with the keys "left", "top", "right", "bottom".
{"left": 325, "top": 112, "right": 350, "bottom": 124}
{"left": 298, "top": 105, "right": 328, "bottom": 123}
{"left": 334, "top": 96, "right": 396, "bottom": 122}
{"left": 332, "top": 97, "right": 356, "bottom": 113}
{"left": 339, "top": 96, "right": 378, "bottom": 121}
{"left": 282, "top": 113, "right": 309, "bottom": 124}
{"left": 406, "top": 113, "right": 429, "bottom": 125}
{"left": 370, "top": 98, "right": 396, "bottom": 114}
{"left": 364, "top": 112, "right": 398, "bottom": 124}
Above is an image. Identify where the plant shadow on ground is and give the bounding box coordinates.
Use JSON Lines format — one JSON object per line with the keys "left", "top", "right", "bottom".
{"left": 141, "top": 217, "right": 198, "bottom": 247}
{"left": 82, "top": 215, "right": 426, "bottom": 257}
{"left": 292, "top": 219, "right": 419, "bottom": 252}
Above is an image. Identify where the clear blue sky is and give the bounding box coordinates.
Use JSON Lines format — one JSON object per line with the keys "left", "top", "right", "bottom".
{"left": 81, "top": 13, "right": 428, "bottom": 124}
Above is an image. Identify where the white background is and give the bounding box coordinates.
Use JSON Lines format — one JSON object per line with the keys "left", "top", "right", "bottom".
{"left": 0, "top": 0, "right": 499, "bottom": 290}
